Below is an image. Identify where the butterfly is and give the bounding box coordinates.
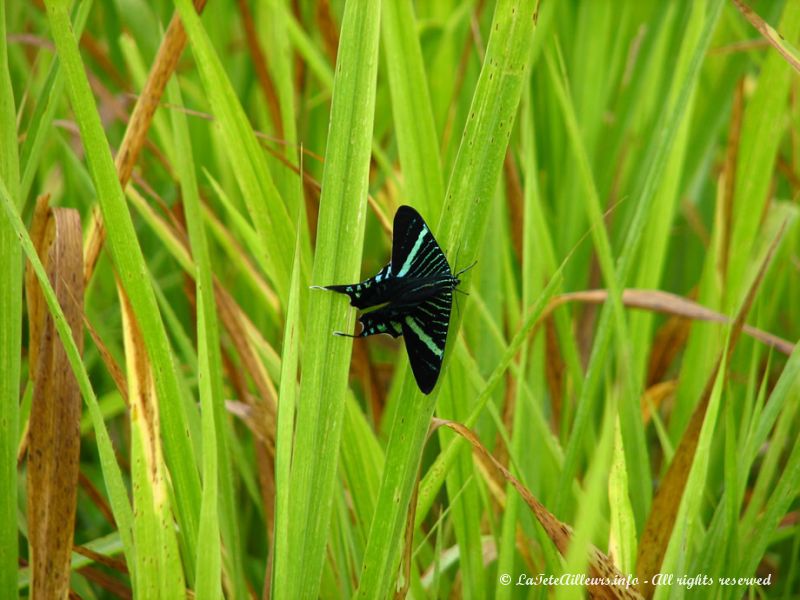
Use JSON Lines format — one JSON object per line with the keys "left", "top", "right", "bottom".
{"left": 313, "top": 205, "right": 474, "bottom": 394}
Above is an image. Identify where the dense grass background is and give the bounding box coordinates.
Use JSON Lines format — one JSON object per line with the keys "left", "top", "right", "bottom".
{"left": 2, "top": 0, "right": 800, "bottom": 597}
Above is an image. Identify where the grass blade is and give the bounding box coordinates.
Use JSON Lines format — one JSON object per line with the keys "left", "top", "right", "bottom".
{"left": 0, "top": 0, "right": 21, "bottom": 592}
{"left": 381, "top": 0, "right": 444, "bottom": 218}
{"left": 271, "top": 208, "right": 303, "bottom": 596}
{"left": 554, "top": 0, "right": 724, "bottom": 525}
{"left": 173, "top": 0, "right": 308, "bottom": 303}
{"left": 0, "top": 176, "right": 136, "bottom": 574}
{"left": 43, "top": 0, "right": 202, "bottom": 566}
{"left": 125, "top": 308, "right": 185, "bottom": 597}
{"left": 357, "top": 2, "right": 540, "bottom": 596}
{"left": 25, "top": 201, "right": 83, "bottom": 598}
{"left": 283, "top": 1, "right": 382, "bottom": 597}
{"left": 167, "top": 77, "right": 229, "bottom": 597}
{"left": 725, "top": 1, "right": 800, "bottom": 306}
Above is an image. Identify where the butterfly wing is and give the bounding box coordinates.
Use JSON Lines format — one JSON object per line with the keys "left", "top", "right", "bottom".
{"left": 391, "top": 206, "right": 452, "bottom": 280}
{"left": 317, "top": 205, "right": 458, "bottom": 394}
{"left": 345, "top": 304, "right": 403, "bottom": 338}
{"left": 400, "top": 289, "right": 453, "bottom": 394}
{"left": 319, "top": 206, "right": 451, "bottom": 309}
{"left": 316, "top": 262, "right": 397, "bottom": 309}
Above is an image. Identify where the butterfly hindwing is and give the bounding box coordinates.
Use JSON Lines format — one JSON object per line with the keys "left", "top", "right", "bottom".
{"left": 329, "top": 304, "right": 402, "bottom": 339}
{"left": 400, "top": 289, "right": 453, "bottom": 394}
{"left": 391, "top": 206, "right": 451, "bottom": 280}
{"left": 332, "top": 304, "right": 403, "bottom": 339}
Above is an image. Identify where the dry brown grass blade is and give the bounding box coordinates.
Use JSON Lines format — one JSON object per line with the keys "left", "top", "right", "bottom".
{"left": 74, "top": 565, "right": 132, "bottom": 599}
{"left": 440, "top": 0, "right": 487, "bottom": 154}
{"left": 718, "top": 78, "right": 745, "bottom": 278}
{"left": 635, "top": 219, "right": 789, "bottom": 598}
{"left": 315, "top": 0, "right": 340, "bottom": 64}
{"left": 544, "top": 316, "right": 565, "bottom": 423}
{"left": 640, "top": 380, "right": 678, "bottom": 424}
{"left": 24, "top": 195, "right": 84, "bottom": 599}
{"left": 78, "top": 471, "right": 117, "bottom": 529}
{"left": 83, "top": 0, "right": 208, "bottom": 285}
{"left": 547, "top": 289, "right": 794, "bottom": 356}
{"left": 236, "top": 0, "right": 284, "bottom": 139}
{"left": 646, "top": 313, "right": 692, "bottom": 386}
{"left": 731, "top": 0, "right": 800, "bottom": 73}
{"left": 73, "top": 543, "right": 129, "bottom": 575}
{"left": 215, "top": 283, "right": 279, "bottom": 419}
{"left": 425, "top": 419, "right": 643, "bottom": 599}
{"left": 84, "top": 313, "right": 129, "bottom": 406}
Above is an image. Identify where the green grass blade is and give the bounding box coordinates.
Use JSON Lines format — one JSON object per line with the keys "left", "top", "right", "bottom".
{"left": 19, "top": 0, "right": 92, "bottom": 205}
{"left": 357, "top": 2, "right": 539, "bottom": 596}
{"left": 283, "top": 1, "right": 382, "bottom": 597}
{"left": 173, "top": 0, "right": 309, "bottom": 304}
{"left": 415, "top": 266, "right": 567, "bottom": 529}
{"left": 167, "top": 78, "right": 226, "bottom": 598}
{"left": 43, "top": 0, "right": 202, "bottom": 565}
{"left": 726, "top": 1, "right": 800, "bottom": 306}
{"left": 497, "top": 90, "right": 559, "bottom": 600}
{"left": 608, "top": 417, "right": 637, "bottom": 575}
{"left": 9, "top": 1, "right": 800, "bottom": 596}
{"left": 555, "top": 398, "right": 615, "bottom": 600}
{"left": 544, "top": 41, "right": 648, "bottom": 522}
{"left": 281, "top": 4, "right": 334, "bottom": 89}
{"left": 271, "top": 212, "right": 302, "bottom": 596}
{"left": 655, "top": 347, "right": 726, "bottom": 600}
{"left": 381, "top": 0, "right": 444, "bottom": 218}
{"left": 340, "top": 394, "right": 385, "bottom": 543}
{"left": 383, "top": 1, "right": 476, "bottom": 593}
{"left": 129, "top": 397, "right": 185, "bottom": 597}
{"left": 0, "top": 0, "right": 21, "bottom": 592}
{"left": 554, "top": 0, "right": 724, "bottom": 526}
{"left": 736, "top": 344, "right": 800, "bottom": 587}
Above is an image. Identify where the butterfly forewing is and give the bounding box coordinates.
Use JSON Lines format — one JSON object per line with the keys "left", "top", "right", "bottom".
{"left": 321, "top": 262, "right": 397, "bottom": 309}
{"left": 391, "top": 206, "right": 452, "bottom": 280}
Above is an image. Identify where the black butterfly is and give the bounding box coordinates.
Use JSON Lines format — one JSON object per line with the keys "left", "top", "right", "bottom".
{"left": 313, "top": 205, "right": 473, "bottom": 394}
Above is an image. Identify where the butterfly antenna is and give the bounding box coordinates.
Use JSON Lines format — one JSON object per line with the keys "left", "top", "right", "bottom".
{"left": 452, "top": 252, "right": 475, "bottom": 318}
{"left": 455, "top": 260, "right": 478, "bottom": 277}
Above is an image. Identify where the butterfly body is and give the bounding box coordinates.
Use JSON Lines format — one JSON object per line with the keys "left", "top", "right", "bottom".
{"left": 314, "top": 205, "right": 469, "bottom": 394}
